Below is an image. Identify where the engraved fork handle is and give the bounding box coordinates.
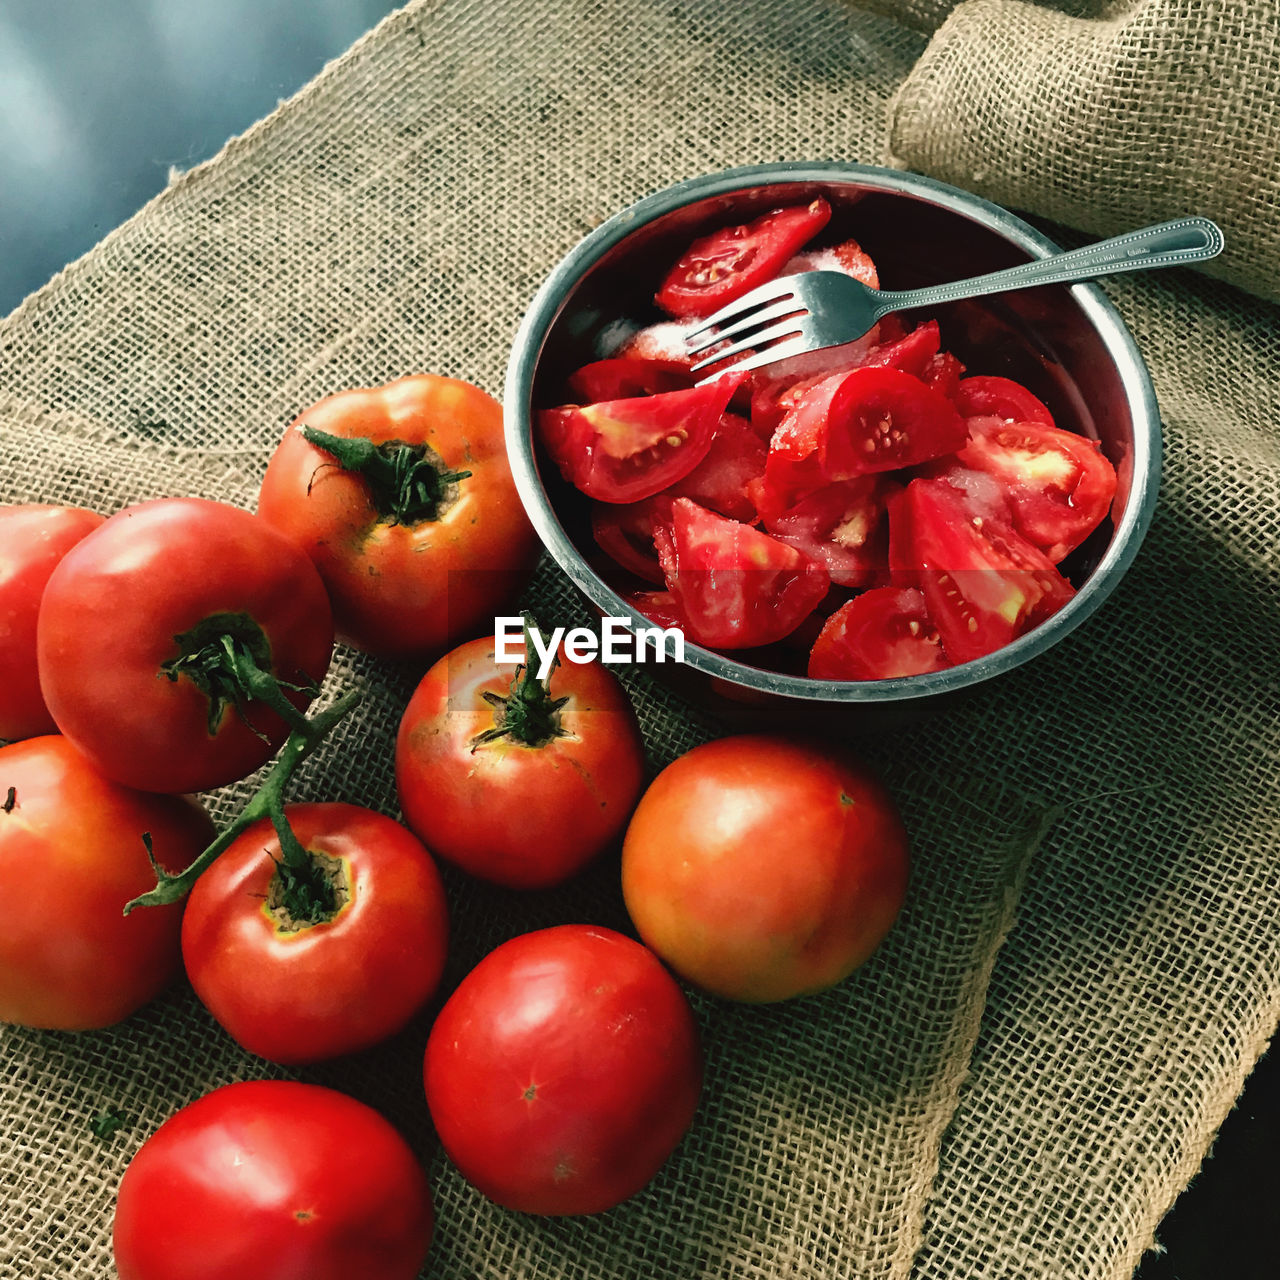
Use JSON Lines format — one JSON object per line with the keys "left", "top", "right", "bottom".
{"left": 870, "top": 216, "right": 1224, "bottom": 318}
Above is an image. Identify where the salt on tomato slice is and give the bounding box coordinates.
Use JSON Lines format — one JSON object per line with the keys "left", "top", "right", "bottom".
{"left": 568, "top": 356, "right": 691, "bottom": 402}
{"left": 761, "top": 476, "right": 893, "bottom": 589}
{"left": 949, "top": 416, "right": 1117, "bottom": 562}
{"left": 783, "top": 236, "right": 879, "bottom": 288}
{"left": 770, "top": 364, "right": 969, "bottom": 482}
{"left": 954, "top": 375, "right": 1055, "bottom": 428}
{"left": 895, "top": 477, "right": 1075, "bottom": 665}
{"left": 921, "top": 350, "right": 966, "bottom": 402}
{"left": 538, "top": 376, "right": 742, "bottom": 503}
{"left": 654, "top": 198, "right": 832, "bottom": 319}
{"left": 653, "top": 497, "right": 830, "bottom": 649}
{"left": 808, "top": 587, "right": 949, "bottom": 680}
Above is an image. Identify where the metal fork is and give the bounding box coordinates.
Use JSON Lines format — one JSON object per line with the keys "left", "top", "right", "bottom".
{"left": 685, "top": 216, "right": 1223, "bottom": 378}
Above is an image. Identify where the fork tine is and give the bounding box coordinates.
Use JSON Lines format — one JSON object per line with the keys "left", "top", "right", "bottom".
{"left": 688, "top": 317, "right": 809, "bottom": 373}
{"left": 684, "top": 297, "right": 808, "bottom": 356}
{"left": 693, "top": 333, "right": 818, "bottom": 383}
{"left": 683, "top": 277, "right": 801, "bottom": 342}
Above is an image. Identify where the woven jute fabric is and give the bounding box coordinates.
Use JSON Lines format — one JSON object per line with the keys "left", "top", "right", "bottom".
{"left": 0, "top": 2, "right": 1276, "bottom": 1278}
{"left": 886, "top": 0, "right": 1280, "bottom": 303}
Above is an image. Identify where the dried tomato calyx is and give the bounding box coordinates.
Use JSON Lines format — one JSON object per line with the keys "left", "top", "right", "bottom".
{"left": 470, "top": 613, "right": 571, "bottom": 752}
{"left": 159, "top": 612, "right": 316, "bottom": 738}
{"left": 301, "top": 425, "right": 472, "bottom": 525}
{"left": 267, "top": 848, "right": 348, "bottom": 930}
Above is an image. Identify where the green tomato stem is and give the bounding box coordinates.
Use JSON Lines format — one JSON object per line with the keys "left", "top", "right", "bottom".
{"left": 301, "top": 425, "right": 471, "bottom": 526}
{"left": 469, "top": 612, "right": 571, "bottom": 751}
{"left": 123, "top": 688, "right": 362, "bottom": 915}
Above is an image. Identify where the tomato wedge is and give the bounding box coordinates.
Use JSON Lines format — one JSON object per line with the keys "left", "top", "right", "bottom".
{"left": 568, "top": 356, "right": 691, "bottom": 402}
{"left": 654, "top": 498, "right": 829, "bottom": 649}
{"left": 808, "top": 587, "right": 949, "bottom": 680}
{"left": 623, "top": 589, "right": 686, "bottom": 631}
{"left": 761, "top": 477, "right": 893, "bottom": 589}
{"left": 654, "top": 199, "right": 832, "bottom": 319}
{"left": 894, "top": 477, "right": 1075, "bottom": 665}
{"left": 539, "top": 376, "right": 741, "bottom": 503}
{"left": 773, "top": 365, "right": 969, "bottom": 482}
{"left": 954, "top": 375, "right": 1055, "bottom": 427}
{"left": 945, "top": 416, "right": 1117, "bottom": 562}
{"left": 591, "top": 498, "right": 668, "bottom": 583}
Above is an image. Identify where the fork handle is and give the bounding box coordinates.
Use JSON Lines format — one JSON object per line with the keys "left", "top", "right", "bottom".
{"left": 872, "top": 216, "right": 1224, "bottom": 318}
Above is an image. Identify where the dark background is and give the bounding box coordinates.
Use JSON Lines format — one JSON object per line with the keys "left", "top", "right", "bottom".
{"left": 0, "top": 2, "right": 1271, "bottom": 1276}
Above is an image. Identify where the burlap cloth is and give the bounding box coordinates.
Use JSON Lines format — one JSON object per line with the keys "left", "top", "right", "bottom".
{"left": 1, "top": 2, "right": 1276, "bottom": 1278}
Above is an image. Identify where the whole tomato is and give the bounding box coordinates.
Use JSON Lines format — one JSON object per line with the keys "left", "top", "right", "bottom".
{"left": 395, "top": 630, "right": 646, "bottom": 889}
{"left": 257, "top": 375, "right": 540, "bottom": 660}
{"left": 0, "top": 736, "right": 213, "bottom": 1030}
{"left": 181, "top": 802, "right": 450, "bottom": 1064}
{"left": 37, "top": 497, "right": 334, "bottom": 793}
{"left": 621, "top": 735, "right": 910, "bottom": 1002}
{"left": 424, "top": 924, "right": 702, "bottom": 1215}
{"left": 0, "top": 504, "right": 104, "bottom": 742}
{"left": 113, "top": 1081, "right": 433, "bottom": 1280}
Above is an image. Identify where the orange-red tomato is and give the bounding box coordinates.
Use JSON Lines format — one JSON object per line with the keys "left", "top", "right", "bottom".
{"left": 395, "top": 634, "right": 646, "bottom": 889}
{"left": 180, "top": 803, "right": 450, "bottom": 1065}
{"left": 424, "top": 925, "right": 702, "bottom": 1215}
{"left": 0, "top": 736, "right": 213, "bottom": 1030}
{"left": 258, "top": 375, "right": 539, "bottom": 660}
{"left": 114, "top": 1081, "right": 433, "bottom": 1280}
{"left": 621, "top": 735, "right": 909, "bottom": 1002}
{"left": 0, "top": 503, "right": 104, "bottom": 741}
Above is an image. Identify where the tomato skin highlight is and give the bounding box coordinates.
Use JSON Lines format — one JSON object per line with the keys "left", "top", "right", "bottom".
{"left": 423, "top": 924, "right": 703, "bottom": 1215}
{"left": 113, "top": 1081, "right": 433, "bottom": 1280}
{"left": 0, "top": 504, "right": 105, "bottom": 742}
{"left": 395, "top": 635, "right": 646, "bottom": 890}
{"left": 622, "top": 735, "right": 910, "bottom": 1003}
{"left": 258, "top": 375, "right": 539, "bottom": 661}
{"left": 181, "top": 803, "right": 450, "bottom": 1065}
{"left": 0, "top": 736, "right": 213, "bottom": 1030}
{"left": 36, "top": 497, "right": 334, "bottom": 794}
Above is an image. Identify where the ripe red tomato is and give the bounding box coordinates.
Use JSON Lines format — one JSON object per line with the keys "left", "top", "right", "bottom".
{"left": 395, "top": 633, "right": 645, "bottom": 889}
{"left": 621, "top": 735, "right": 910, "bottom": 1002}
{"left": 37, "top": 497, "right": 333, "bottom": 794}
{"left": 0, "top": 504, "right": 104, "bottom": 742}
{"left": 654, "top": 198, "right": 831, "bottom": 317}
{"left": 113, "top": 1081, "right": 433, "bottom": 1280}
{"left": 953, "top": 373, "right": 1055, "bottom": 427}
{"left": 423, "top": 924, "right": 702, "bottom": 1215}
{"left": 181, "top": 803, "right": 449, "bottom": 1064}
{"left": 0, "top": 736, "right": 213, "bottom": 1030}
{"left": 539, "top": 378, "right": 740, "bottom": 504}
{"left": 258, "top": 375, "right": 540, "bottom": 661}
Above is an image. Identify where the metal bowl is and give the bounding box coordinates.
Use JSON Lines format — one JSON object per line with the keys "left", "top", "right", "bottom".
{"left": 503, "top": 162, "right": 1160, "bottom": 724}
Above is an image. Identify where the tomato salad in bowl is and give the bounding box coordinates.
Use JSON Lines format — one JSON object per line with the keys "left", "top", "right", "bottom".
{"left": 505, "top": 163, "right": 1160, "bottom": 712}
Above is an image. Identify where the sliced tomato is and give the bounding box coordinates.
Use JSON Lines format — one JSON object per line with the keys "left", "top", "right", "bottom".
{"left": 591, "top": 498, "right": 669, "bottom": 583}
{"left": 895, "top": 477, "right": 1075, "bottom": 665}
{"left": 921, "top": 350, "right": 966, "bottom": 402}
{"left": 761, "top": 476, "right": 893, "bottom": 589}
{"left": 623, "top": 589, "right": 686, "bottom": 631}
{"left": 654, "top": 199, "right": 832, "bottom": 319}
{"left": 667, "top": 413, "right": 767, "bottom": 522}
{"left": 538, "top": 376, "right": 741, "bottom": 503}
{"left": 568, "top": 356, "right": 691, "bottom": 402}
{"left": 945, "top": 417, "right": 1117, "bottom": 562}
{"left": 954, "top": 375, "right": 1055, "bottom": 428}
{"left": 770, "top": 365, "right": 968, "bottom": 485}
{"left": 654, "top": 498, "right": 829, "bottom": 649}
{"left": 783, "top": 236, "right": 879, "bottom": 288}
{"left": 808, "top": 588, "right": 950, "bottom": 680}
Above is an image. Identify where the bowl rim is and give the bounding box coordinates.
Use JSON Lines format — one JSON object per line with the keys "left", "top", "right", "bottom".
{"left": 503, "top": 161, "right": 1161, "bottom": 703}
